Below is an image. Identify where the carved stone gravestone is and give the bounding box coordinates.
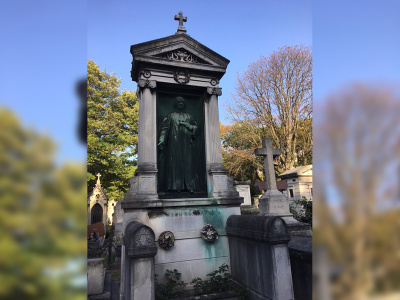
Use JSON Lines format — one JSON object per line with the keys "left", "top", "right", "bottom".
{"left": 122, "top": 221, "right": 157, "bottom": 300}
{"left": 120, "top": 12, "right": 243, "bottom": 300}
{"left": 255, "top": 138, "right": 311, "bottom": 236}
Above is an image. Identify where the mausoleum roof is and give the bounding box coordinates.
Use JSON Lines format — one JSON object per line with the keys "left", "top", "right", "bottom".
{"left": 130, "top": 33, "right": 230, "bottom": 81}
{"left": 87, "top": 174, "right": 109, "bottom": 202}
{"left": 278, "top": 165, "right": 312, "bottom": 179}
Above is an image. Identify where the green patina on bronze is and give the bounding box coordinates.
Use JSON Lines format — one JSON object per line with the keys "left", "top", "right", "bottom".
{"left": 157, "top": 91, "right": 206, "bottom": 197}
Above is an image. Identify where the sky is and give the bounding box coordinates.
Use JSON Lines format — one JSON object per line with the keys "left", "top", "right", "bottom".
{"left": 0, "top": 0, "right": 399, "bottom": 164}
{"left": 87, "top": 0, "right": 312, "bottom": 125}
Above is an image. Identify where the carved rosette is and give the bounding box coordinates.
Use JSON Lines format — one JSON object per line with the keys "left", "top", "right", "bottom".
{"left": 138, "top": 79, "right": 156, "bottom": 90}
{"left": 158, "top": 231, "right": 175, "bottom": 250}
{"left": 174, "top": 69, "right": 190, "bottom": 85}
{"left": 200, "top": 224, "right": 219, "bottom": 243}
{"left": 210, "top": 78, "right": 219, "bottom": 86}
{"left": 206, "top": 87, "right": 222, "bottom": 96}
{"left": 141, "top": 69, "right": 151, "bottom": 78}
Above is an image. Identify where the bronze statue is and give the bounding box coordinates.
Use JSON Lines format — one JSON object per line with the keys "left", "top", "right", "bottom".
{"left": 158, "top": 97, "right": 199, "bottom": 192}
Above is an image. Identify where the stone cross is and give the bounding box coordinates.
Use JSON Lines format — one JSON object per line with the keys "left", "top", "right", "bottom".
{"left": 174, "top": 11, "right": 187, "bottom": 33}
{"left": 96, "top": 173, "right": 101, "bottom": 185}
{"left": 254, "top": 138, "right": 281, "bottom": 191}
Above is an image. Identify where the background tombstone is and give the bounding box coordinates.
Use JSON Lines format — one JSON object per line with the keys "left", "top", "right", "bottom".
{"left": 113, "top": 200, "right": 124, "bottom": 240}
{"left": 120, "top": 12, "right": 243, "bottom": 295}
{"left": 255, "top": 138, "right": 311, "bottom": 236}
{"left": 233, "top": 180, "right": 252, "bottom": 206}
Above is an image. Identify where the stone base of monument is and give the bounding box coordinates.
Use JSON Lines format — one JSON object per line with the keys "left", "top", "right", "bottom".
{"left": 87, "top": 258, "right": 105, "bottom": 296}
{"left": 258, "top": 189, "right": 312, "bottom": 237}
{"left": 121, "top": 197, "right": 242, "bottom": 288}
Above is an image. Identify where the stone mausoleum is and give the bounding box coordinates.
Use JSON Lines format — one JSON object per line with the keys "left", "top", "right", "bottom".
{"left": 87, "top": 173, "right": 108, "bottom": 229}
{"left": 119, "top": 12, "right": 243, "bottom": 299}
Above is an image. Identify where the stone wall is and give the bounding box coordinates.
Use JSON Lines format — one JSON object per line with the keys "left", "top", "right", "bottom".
{"left": 226, "top": 215, "right": 294, "bottom": 300}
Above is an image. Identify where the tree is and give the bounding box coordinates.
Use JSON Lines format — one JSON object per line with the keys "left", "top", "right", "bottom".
{"left": 87, "top": 60, "right": 139, "bottom": 199}
{"left": 220, "top": 121, "right": 263, "bottom": 184}
{"left": 313, "top": 84, "right": 400, "bottom": 299}
{"left": 0, "top": 108, "right": 86, "bottom": 299}
{"left": 226, "top": 45, "right": 312, "bottom": 172}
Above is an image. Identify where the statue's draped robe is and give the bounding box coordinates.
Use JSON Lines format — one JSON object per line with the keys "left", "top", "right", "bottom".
{"left": 159, "top": 112, "right": 198, "bottom": 191}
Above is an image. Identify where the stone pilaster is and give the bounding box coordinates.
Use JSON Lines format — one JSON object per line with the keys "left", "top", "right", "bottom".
{"left": 124, "top": 79, "right": 158, "bottom": 201}
{"left": 205, "top": 87, "right": 239, "bottom": 198}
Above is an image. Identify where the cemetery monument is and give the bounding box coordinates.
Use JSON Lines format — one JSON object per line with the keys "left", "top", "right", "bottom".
{"left": 120, "top": 11, "right": 243, "bottom": 300}
{"left": 115, "top": 12, "right": 303, "bottom": 300}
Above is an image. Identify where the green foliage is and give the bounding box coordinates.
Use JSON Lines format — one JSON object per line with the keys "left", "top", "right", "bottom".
{"left": 289, "top": 196, "right": 312, "bottom": 225}
{"left": 87, "top": 60, "right": 139, "bottom": 199}
{"left": 220, "top": 121, "right": 263, "bottom": 184}
{"left": 0, "top": 108, "right": 86, "bottom": 299}
{"left": 191, "top": 264, "right": 248, "bottom": 299}
{"left": 154, "top": 264, "right": 248, "bottom": 299}
{"left": 155, "top": 269, "right": 186, "bottom": 300}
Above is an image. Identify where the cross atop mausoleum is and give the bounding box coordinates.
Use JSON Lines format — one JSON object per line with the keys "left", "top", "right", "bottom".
{"left": 174, "top": 11, "right": 187, "bottom": 33}
{"left": 96, "top": 173, "right": 101, "bottom": 185}
{"left": 254, "top": 138, "right": 281, "bottom": 191}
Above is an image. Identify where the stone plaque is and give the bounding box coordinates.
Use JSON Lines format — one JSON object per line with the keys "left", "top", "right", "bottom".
{"left": 213, "top": 175, "right": 227, "bottom": 192}
{"left": 138, "top": 176, "right": 155, "bottom": 193}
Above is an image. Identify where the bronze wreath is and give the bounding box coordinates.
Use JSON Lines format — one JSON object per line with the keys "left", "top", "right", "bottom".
{"left": 158, "top": 231, "right": 175, "bottom": 250}
{"left": 200, "top": 224, "right": 219, "bottom": 242}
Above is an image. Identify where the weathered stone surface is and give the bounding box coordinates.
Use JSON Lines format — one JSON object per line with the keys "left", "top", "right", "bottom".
{"left": 121, "top": 221, "right": 157, "bottom": 300}
{"left": 288, "top": 236, "right": 312, "bottom": 300}
{"left": 226, "top": 215, "right": 294, "bottom": 300}
{"left": 87, "top": 258, "right": 105, "bottom": 295}
{"left": 233, "top": 181, "right": 252, "bottom": 206}
{"left": 121, "top": 206, "right": 240, "bottom": 284}
{"left": 88, "top": 271, "right": 111, "bottom": 300}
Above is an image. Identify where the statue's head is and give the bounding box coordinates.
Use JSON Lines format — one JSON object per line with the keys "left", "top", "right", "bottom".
{"left": 174, "top": 96, "right": 186, "bottom": 109}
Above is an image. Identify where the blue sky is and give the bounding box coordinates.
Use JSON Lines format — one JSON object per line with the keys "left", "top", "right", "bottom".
{"left": 0, "top": 1, "right": 87, "bottom": 163}
{"left": 88, "top": 0, "right": 312, "bottom": 125}
{"left": 1, "top": 0, "right": 399, "bottom": 163}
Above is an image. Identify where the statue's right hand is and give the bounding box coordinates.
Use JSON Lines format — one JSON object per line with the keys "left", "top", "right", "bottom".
{"left": 158, "top": 141, "right": 164, "bottom": 149}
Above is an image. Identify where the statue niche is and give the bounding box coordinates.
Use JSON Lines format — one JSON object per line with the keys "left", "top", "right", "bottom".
{"left": 157, "top": 94, "right": 206, "bottom": 198}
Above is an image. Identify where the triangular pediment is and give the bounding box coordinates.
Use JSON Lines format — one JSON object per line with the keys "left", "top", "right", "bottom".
{"left": 130, "top": 33, "right": 230, "bottom": 81}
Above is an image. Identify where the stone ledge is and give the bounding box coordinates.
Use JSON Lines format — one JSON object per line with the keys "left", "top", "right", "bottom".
{"left": 288, "top": 236, "right": 312, "bottom": 262}
{"left": 226, "top": 215, "right": 291, "bottom": 244}
{"left": 121, "top": 197, "right": 243, "bottom": 209}
{"left": 157, "top": 229, "right": 227, "bottom": 240}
